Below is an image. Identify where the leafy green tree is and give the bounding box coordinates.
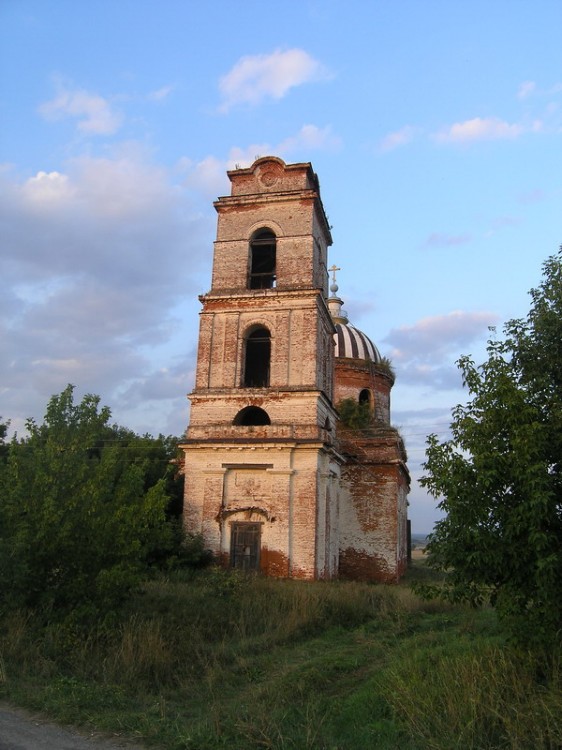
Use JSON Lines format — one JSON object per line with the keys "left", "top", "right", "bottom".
{"left": 421, "top": 250, "right": 562, "bottom": 648}
{"left": 0, "top": 386, "right": 181, "bottom": 617}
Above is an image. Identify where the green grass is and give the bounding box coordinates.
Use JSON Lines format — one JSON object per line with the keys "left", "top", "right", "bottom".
{"left": 0, "top": 561, "right": 560, "bottom": 749}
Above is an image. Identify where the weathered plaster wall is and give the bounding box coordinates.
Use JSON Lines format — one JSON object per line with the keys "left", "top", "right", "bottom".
{"left": 194, "top": 295, "right": 334, "bottom": 392}
{"left": 183, "top": 442, "right": 340, "bottom": 579}
{"left": 337, "top": 432, "right": 409, "bottom": 583}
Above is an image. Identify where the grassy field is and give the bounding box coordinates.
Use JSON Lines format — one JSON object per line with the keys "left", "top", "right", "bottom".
{"left": 0, "top": 560, "right": 560, "bottom": 749}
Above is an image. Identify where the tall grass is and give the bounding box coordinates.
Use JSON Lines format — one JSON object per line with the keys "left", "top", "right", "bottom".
{"left": 386, "top": 645, "right": 561, "bottom": 749}
{"left": 1, "top": 566, "right": 560, "bottom": 749}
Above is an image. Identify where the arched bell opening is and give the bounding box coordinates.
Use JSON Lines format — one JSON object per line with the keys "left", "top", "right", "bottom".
{"left": 359, "top": 388, "right": 371, "bottom": 407}
{"left": 249, "top": 229, "right": 276, "bottom": 289}
{"left": 242, "top": 326, "right": 271, "bottom": 387}
{"left": 233, "top": 406, "right": 271, "bottom": 426}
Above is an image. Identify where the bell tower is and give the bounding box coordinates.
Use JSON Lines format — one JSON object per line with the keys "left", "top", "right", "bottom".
{"left": 182, "top": 157, "right": 342, "bottom": 579}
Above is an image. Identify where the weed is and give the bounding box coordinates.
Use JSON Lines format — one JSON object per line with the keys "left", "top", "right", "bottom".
{"left": 385, "top": 644, "right": 562, "bottom": 749}
{"left": 0, "top": 566, "right": 558, "bottom": 749}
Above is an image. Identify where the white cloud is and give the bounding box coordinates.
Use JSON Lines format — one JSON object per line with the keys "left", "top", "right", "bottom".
{"left": 181, "top": 124, "right": 341, "bottom": 198}
{"left": 0, "top": 150, "right": 214, "bottom": 436}
{"left": 218, "top": 48, "right": 328, "bottom": 112}
{"left": 384, "top": 311, "right": 498, "bottom": 388}
{"left": 227, "top": 144, "right": 273, "bottom": 170}
{"left": 277, "top": 124, "right": 341, "bottom": 154}
{"left": 378, "top": 125, "right": 416, "bottom": 153}
{"left": 181, "top": 155, "right": 232, "bottom": 198}
{"left": 39, "top": 83, "right": 123, "bottom": 135}
{"left": 386, "top": 310, "right": 496, "bottom": 362}
{"left": 517, "top": 81, "right": 536, "bottom": 99}
{"left": 147, "top": 84, "right": 175, "bottom": 101}
{"left": 517, "top": 81, "right": 562, "bottom": 99}
{"left": 21, "top": 170, "right": 76, "bottom": 207}
{"left": 434, "top": 117, "right": 523, "bottom": 144}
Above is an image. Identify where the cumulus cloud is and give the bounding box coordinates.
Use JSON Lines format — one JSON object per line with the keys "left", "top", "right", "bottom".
{"left": 227, "top": 125, "right": 340, "bottom": 167}
{"left": 181, "top": 124, "right": 341, "bottom": 198}
{"left": 180, "top": 155, "right": 231, "bottom": 198}
{"left": 20, "top": 170, "right": 76, "bottom": 206}
{"left": 434, "top": 116, "right": 524, "bottom": 144}
{"left": 218, "top": 48, "right": 328, "bottom": 112}
{"left": 227, "top": 144, "right": 272, "bottom": 170}
{"left": 0, "top": 150, "right": 214, "bottom": 436}
{"left": 116, "top": 351, "right": 198, "bottom": 435}
{"left": 384, "top": 310, "right": 498, "bottom": 388}
{"left": 378, "top": 125, "right": 416, "bottom": 153}
{"left": 277, "top": 124, "right": 341, "bottom": 154}
{"left": 386, "top": 310, "right": 496, "bottom": 362}
{"left": 39, "top": 83, "right": 123, "bottom": 135}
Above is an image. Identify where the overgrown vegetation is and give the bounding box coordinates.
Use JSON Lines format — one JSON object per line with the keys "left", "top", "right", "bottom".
{"left": 378, "top": 355, "right": 396, "bottom": 380}
{"left": 337, "top": 398, "right": 372, "bottom": 430}
{"left": 0, "top": 386, "right": 204, "bottom": 619}
{"left": 0, "top": 563, "right": 560, "bottom": 749}
{"left": 421, "top": 249, "right": 562, "bottom": 649}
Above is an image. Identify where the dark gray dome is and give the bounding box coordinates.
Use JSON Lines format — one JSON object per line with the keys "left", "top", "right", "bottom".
{"left": 334, "top": 322, "right": 381, "bottom": 363}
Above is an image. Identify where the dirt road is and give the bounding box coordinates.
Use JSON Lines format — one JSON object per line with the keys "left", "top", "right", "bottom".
{"left": 0, "top": 703, "right": 145, "bottom": 750}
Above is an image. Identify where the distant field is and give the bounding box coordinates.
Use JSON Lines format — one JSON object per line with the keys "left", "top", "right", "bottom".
{"left": 411, "top": 533, "right": 428, "bottom": 559}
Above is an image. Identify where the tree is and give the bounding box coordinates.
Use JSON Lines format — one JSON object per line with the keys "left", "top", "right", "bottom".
{"left": 421, "top": 250, "right": 562, "bottom": 648}
{"left": 0, "top": 386, "right": 181, "bottom": 617}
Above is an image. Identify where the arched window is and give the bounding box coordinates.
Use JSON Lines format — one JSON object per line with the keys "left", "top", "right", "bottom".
{"left": 359, "top": 389, "right": 371, "bottom": 407}
{"left": 249, "top": 229, "right": 276, "bottom": 289}
{"left": 243, "top": 327, "right": 271, "bottom": 387}
{"left": 233, "top": 406, "right": 271, "bottom": 426}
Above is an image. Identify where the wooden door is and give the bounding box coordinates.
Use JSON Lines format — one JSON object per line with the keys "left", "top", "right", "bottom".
{"left": 230, "top": 523, "right": 261, "bottom": 570}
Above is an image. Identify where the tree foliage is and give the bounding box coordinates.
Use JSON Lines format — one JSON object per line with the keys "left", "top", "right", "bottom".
{"left": 421, "top": 250, "right": 562, "bottom": 648}
{"left": 0, "top": 386, "right": 187, "bottom": 618}
{"left": 337, "top": 398, "right": 372, "bottom": 430}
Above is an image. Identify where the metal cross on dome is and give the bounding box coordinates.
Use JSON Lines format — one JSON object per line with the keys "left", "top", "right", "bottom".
{"left": 328, "top": 264, "right": 341, "bottom": 284}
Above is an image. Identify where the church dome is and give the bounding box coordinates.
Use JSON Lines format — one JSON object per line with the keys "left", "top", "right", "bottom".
{"left": 327, "top": 267, "right": 382, "bottom": 363}
{"left": 334, "top": 321, "right": 382, "bottom": 363}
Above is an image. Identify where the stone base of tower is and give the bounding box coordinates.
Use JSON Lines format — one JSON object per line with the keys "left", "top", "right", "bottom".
{"left": 181, "top": 436, "right": 342, "bottom": 581}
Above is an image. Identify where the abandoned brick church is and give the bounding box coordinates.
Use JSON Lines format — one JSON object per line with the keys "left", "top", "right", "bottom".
{"left": 180, "top": 156, "right": 410, "bottom": 582}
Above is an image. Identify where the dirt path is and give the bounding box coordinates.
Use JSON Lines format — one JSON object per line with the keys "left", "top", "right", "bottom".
{"left": 0, "top": 703, "right": 145, "bottom": 750}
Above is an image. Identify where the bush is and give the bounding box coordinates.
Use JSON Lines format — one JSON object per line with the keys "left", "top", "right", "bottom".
{"left": 0, "top": 386, "right": 181, "bottom": 618}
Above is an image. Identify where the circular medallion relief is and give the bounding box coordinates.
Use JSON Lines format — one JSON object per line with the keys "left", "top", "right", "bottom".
{"left": 258, "top": 163, "right": 282, "bottom": 188}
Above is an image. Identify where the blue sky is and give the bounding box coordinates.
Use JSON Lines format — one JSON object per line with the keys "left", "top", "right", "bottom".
{"left": 1, "top": 0, "right": 560, "bottom": 532}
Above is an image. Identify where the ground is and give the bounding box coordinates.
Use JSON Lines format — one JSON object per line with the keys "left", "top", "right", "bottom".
{"left": 0, "top": 703, "right": 144, "bottom": 750}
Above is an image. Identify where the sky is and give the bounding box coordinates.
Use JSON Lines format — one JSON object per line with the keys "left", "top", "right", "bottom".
{"left": 1, "top": 0, "right": 561, "bottom": 533}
